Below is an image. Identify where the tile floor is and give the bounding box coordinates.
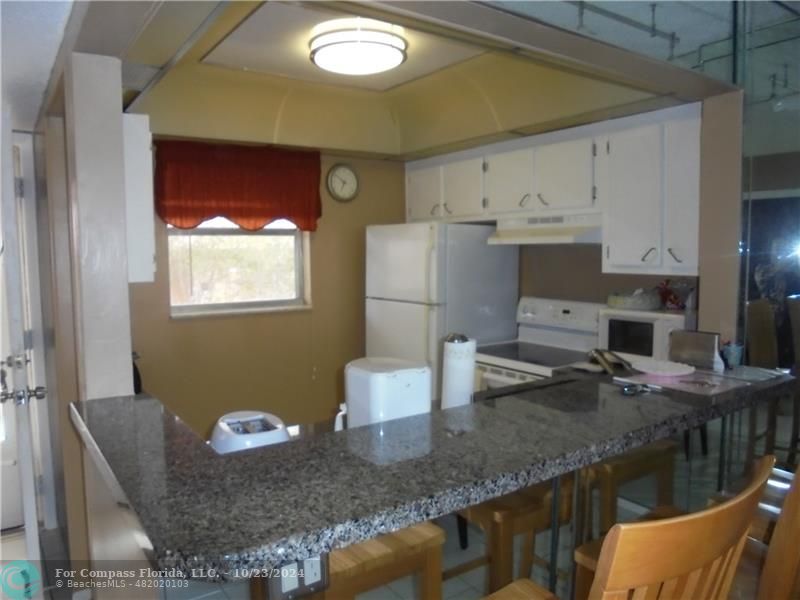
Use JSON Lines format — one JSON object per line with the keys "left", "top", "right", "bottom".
{"left": 0, "top": 528, "right": 27, "bottom": 561}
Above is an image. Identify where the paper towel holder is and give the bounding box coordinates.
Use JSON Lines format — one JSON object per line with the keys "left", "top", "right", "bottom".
{"left": 445, "top": 333, "right": 470, "bottom": 344}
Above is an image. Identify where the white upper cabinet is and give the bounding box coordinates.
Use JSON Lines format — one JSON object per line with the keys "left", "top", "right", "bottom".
{"left": 663, "top": 117, "right": 701, "bottom": 274}
{"left": 533, "top": 138, "right": 596, "bottom": 211}
{"left": 404, "top": 105, "right": 701, "bottom": 273}
{"left": 442, "top": 157, "right": 484, "bottom": 217}
{"left": 406, "top": 165, "right": 443, "bottom": 221}
{"left": 602, "top": 124, "right": 663, "bottom": 271}
{"left": 123, "top": 113, "right": 156, "bottom": 283}
{"left": 483, "top": 148, "right": 534, "bottom": 213}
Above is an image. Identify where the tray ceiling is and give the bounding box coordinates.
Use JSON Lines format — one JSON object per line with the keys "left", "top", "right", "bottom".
{"left": 202, "top": 2, "right": 484, "bottom": 92}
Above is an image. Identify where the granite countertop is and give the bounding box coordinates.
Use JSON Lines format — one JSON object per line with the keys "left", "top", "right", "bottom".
{"left": 70, "top": 372, "right": 795, "bottom": 579}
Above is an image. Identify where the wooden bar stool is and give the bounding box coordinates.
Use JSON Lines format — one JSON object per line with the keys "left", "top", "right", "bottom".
{"left": 585, "top": 439, "right": 677, "bottom": 536}
{"left": 250, "top": 522, "right": 444, "bottom": 600}
{"left": 486, "top": 456, "right": 774, "bottom": 600}
{"left": 449, "top": 475, "right": 573, "bottom": 593}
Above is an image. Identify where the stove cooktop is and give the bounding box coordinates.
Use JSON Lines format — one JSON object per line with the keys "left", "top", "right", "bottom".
{"left": 476, "top": 341, "right": 588, "bottom": 369}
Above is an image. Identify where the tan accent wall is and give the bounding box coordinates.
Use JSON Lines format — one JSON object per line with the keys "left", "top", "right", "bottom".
{"left": 128, "top": 155, "right": 405, "bottom": 436}
{"left": 389, "top": 53, "right": 652, "bottom": 154}
{"left": 698, "top": 91, "right": 744, "bottom": 342}
{"left": 519, "top": 245, "right": 670, "bottom": 303}
{"left": 135, "top": 51, "right": 651, "bottom": 158}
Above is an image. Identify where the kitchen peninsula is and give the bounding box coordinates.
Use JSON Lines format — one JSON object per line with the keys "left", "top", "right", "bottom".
{"left": 71, "top": 373, "right": 793, "bottom": 583}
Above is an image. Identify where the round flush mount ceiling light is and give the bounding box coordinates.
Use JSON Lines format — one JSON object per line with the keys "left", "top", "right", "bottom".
{"left": 309, "top": 18, "right": 407, "bottom": 76}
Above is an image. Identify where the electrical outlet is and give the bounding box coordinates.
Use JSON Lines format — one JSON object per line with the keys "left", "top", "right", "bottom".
{"left": 266, "top": 556, "right": 328, "bottom": 600}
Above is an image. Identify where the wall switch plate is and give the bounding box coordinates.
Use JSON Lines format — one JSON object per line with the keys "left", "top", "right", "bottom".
{"left": 266, "top": 555, "right": 328, "bottom": 599}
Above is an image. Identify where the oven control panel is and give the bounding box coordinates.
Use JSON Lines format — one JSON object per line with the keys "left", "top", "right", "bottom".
{"left": 516, "top": 297, "right": 603, "bottom": 332}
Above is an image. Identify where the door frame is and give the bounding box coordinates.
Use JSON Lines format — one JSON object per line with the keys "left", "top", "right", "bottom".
{"left": 13, "top": 131, "right": 58, "bottom": 531}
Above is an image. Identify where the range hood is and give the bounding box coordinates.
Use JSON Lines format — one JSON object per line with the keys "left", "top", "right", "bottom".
{"left": 487, "top": 213, "right": 602, "bottom": 245}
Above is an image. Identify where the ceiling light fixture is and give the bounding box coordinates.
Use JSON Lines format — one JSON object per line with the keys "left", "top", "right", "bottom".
{"left": 309, "top": 18, "right": 407, "bottom": 76}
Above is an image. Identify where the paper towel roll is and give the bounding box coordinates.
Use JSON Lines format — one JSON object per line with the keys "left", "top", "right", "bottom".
{"left": 441, "top": 336, "right": 477, "bottom": 409}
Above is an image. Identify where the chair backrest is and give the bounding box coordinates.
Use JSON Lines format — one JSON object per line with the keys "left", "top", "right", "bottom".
{"left": 747, "top": 299, "right": 779, "bottom": 368}
{"left": 759, "top": 466, "right": 800, "bottom": 600}
{"left": 589, "top": 455, "right": 775, "bottom": 600}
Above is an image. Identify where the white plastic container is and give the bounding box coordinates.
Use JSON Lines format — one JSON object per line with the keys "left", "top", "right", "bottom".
{"left": 342, "top": 358, "right": 432, "bottom": 429}
{"left": 209, "top": 410, "right": 290, "bottom": 454}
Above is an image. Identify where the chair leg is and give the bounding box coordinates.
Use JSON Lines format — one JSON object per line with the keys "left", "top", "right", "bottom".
{"left": 747, "top": 407, "right": 758, "bottom": 464}
{"left": 789, "top": 393, "right": 800, "bottom": 466}
{"left": 250, "top": 577, "right": 266, "bottom": 600}
{"left": 419, "top": 546, "right": 443, "bottom": 600}
{"left": 766, "top": 397, "right": 778, "bottom": 455}
{"left": 656, "top": 457, "right": 675, "bottom": 507}
{"left": 700, "top": 424, "right": 709, "bottom": 456}
{"left": 575, "top": 562, "right": 594, "bottom": 600}
{"left": 683, "top": 430, "right": 691, "bottom": 461}
{"left": 519, "top": 530, "right": 535, "bottom": 579}
{"left": 456, "top": 514, "right": 469, "bottom": 550}
{"left": 488, "top": 517, "right": 514, "bottom": 593}
{"left": 599, "top": 477, "right": 617, "bottom": 535}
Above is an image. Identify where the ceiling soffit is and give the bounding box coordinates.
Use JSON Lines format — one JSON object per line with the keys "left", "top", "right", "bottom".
{"left": 125, "top": 1, "right": 703, "bottom": 157}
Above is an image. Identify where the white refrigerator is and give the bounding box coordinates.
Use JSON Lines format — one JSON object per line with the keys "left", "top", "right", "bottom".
{"left": 365, "top": 223, "right": 519, "bottom": 398}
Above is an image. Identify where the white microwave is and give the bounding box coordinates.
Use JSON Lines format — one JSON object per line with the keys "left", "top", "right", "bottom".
{"left": 598, "top": 308, "right": 692, "bottom": 362}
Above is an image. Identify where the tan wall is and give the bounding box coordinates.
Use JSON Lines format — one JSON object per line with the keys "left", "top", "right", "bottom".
{"left": 519, "top": 245, "right": 669, "bottom": 303}
{"left": 128, "top": 155, "right": 405, "bottom": 436}
{"left": 135, "top": 49, "right": 651, "bottom": 158}
{"left": 698, "top": 91, "right": 744, "bottom": 342}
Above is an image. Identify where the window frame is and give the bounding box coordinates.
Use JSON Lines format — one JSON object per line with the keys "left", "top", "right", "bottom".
{"left": 166, "top": 223, "right": 311, "bottom": 318}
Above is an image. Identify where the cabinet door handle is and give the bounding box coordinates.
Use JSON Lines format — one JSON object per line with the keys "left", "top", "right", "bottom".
{"left": 519, "top": 193, "right": 531, "bottom": 207}
{"left": 443, "top": 203, "right": 453, "bottom": 215}
{"left": 430, "top": 204, "right": 440, "bottom": 216}
{"left": 667, "top": 248, "right": 683, "bottom": 263}
{"left": 537, "top": 193, "right": 549, "bottom": 206}
{"left": 641, "top": 247, "right": 656, "bottom": 262}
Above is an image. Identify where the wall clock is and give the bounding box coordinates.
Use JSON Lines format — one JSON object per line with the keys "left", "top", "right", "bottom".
{"left": 326, "top": 163, "right": 359, "bottom": 202}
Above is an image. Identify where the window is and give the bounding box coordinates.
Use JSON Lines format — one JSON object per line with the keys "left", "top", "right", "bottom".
{"left": 167, "top": 217, "right": 309, "bottom": 316}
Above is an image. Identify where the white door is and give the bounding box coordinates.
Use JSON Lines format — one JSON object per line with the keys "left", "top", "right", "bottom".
{"left": 366, "top": 222, "right": 444, "bottom": 304}
{"left": 406, "top": 165, "right": 442, "bottom": 221}
{"left": 602, "top": 124, "right": 663, "bottom": 269}
{"left": 483, "top": 148, "right": 534, "bottom": 214}
{"left": 533, "top": 138, "right": 595, "bottom": 211}
{"left": 442, "top": 157, "right": 484, "bottom": 217}
{"left": 365, "top": 299, "right": 442, "bottom": 396}
{"left": 1, "top": 111, "right": 44, "bottom": 573}
{"left": 663, "top": 118, "right": 700, "bottom": 274}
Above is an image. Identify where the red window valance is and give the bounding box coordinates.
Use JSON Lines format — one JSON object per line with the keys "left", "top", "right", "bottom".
{"left": 154, "top": 140, "right": 322, "bottom": 231}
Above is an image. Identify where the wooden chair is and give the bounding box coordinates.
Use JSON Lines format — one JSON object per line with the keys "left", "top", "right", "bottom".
{"left": 732, "top": 465, "right": 800, "bottom": 600}
{"left": 746, "top": 299, "right": 781, "bottom": 463}
{"left": 250, "top": 522, "right": 444, "bottom": 600}
{"left": 784, "top": 298, "right": 800, "bottom": 464}
{"left": 486, "top": 455, "right": 775, "bottom": 600}
{"left": 450, "top": 475, "right": 573, "bottom": 593}
{"left": 585, "top": 439, "right": 677, "bottom": 536}
{"left": 748, "top": 299, "right": 779, "bottom": 368}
